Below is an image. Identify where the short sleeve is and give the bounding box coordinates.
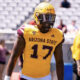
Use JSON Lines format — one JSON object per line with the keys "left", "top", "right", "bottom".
{"left": 56, "top": 29, "right": 64, "bottom": 44}
{"left": 17, "top": 24, "right": 25, "bottom": 37}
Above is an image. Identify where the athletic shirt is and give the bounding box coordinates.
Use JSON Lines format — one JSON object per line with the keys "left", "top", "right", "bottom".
{"left": 17, "top": 23, "right": 63, "bottom": 78}
{"left": 71, "top": 32, "right": 80, "bottom": 60}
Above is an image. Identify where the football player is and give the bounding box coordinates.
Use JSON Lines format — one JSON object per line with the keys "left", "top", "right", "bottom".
{"left": 71, "top": 32, "right": 80, "bottom": 80}
{"left": 4, "top": 2, "right": 64, "bottom": 80}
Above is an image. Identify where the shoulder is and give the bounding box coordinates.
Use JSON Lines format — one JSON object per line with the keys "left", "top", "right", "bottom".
{"left": 52, "top": 28, "right": 64, "bottom": 43}
{"left": 17, "top": 23, "right": 26, "bottom": 36}
{"left": 17, "top": 23, "right": 36, "bottom": 36}
{"left": 23, "top": 25, "right": 38, "bottom": 36}
{"left": 52, "top": 28, "right": 63, "bottom": 36}
{"left": 24, "top": 24, "right": 38, "bottom": 31}
{"left": 72, "top": 32, "right": 80, "bottom": 48}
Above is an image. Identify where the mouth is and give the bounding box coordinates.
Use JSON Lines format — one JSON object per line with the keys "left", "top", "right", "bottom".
{"left": 41, "top": 25, "right": 51, "bottom": 33}
{"left": 39, "top": 22, "right": 52, "bottom": 33}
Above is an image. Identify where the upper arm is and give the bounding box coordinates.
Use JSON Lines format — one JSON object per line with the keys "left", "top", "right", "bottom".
{"left": 14, "top": 24, "right": 25, "bottom": 57}
{"left": 11, "top": 36, "right": 25, "bottom": 59}
{"left": 54, "top": 29, "right": 64, "bottom": 63}
{"left": 5, "top": 36, "right": 25, "bottom": 76}
{"left": 54, "top": 43, "right": 63, "bottom": 64}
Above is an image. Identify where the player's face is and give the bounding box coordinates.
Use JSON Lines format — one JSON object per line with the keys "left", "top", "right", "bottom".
{"left": 37, "top": 14, "right": 55, "bottom": 33}
{"left": 39, "top": 22, "right": 52, "bottom": 33}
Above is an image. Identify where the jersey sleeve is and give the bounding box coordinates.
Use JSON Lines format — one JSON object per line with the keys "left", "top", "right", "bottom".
{"left": 59, "top": 30, "right": 64, "bottom": 43}
{"left": 17, "top": 24, "right": 25, "bottom": 37}
{"left": 56, "top": 29, "right": 64, "bottom": 44}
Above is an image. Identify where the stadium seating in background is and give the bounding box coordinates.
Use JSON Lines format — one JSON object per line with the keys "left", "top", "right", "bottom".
{"left": 0, "top": 0, "right": 80, "bottom": 29}
{"left": 0, "top": 0, "right": 40, "bottom": 30}
{"left": 50, "top": 0, "right": 80, "bottom": 28}
{"left": 0, "top": 0, "right": 41, "bottom": 43}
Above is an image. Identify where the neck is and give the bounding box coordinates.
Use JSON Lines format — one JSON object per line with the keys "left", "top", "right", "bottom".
{"left": 40, "top": 29, "right": 49, "bottom": 33}
{"left": 38, "top": 26, "right": 49, "bottom": 33}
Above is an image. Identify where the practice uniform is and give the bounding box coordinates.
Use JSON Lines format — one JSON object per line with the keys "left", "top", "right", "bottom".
{"left": 71, "top": 32, "right": 80, "bottom": 60}
{"left": 71, "top": 32, "right": 80, "bottom": 80}
{"left": 17, "top": 23, "right": 64, "bottom": 80}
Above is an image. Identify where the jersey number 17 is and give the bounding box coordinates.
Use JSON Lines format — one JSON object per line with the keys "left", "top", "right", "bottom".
{"left": 31, "top": 44, "right": 53, "bottom": 59}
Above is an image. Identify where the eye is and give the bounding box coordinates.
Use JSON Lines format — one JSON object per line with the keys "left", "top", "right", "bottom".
{"left": 45, "top": 14, "right": 49, "bottom": 21}
{"left": 38, "top": 14, "right": 43, "bottom": 21}
{"left": 50, "top": 14, "right": 56, "bottom": 21}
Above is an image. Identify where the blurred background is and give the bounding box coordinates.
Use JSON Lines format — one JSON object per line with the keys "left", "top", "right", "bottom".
{"left": 0, "top": 0, "right": 80, "bottom": 80}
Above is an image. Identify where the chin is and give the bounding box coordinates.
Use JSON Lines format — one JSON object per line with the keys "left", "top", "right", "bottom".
{"left": 44, "top": 28, "right": 50, "bottom": 32}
